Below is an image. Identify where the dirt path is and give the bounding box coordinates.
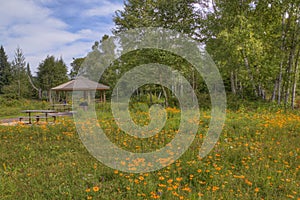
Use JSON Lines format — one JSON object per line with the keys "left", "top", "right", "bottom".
{"left": 0, "top": 118, "right": 19, "bottom": 123}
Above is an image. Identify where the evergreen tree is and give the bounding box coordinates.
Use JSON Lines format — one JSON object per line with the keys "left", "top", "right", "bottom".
{"left": 8, "top": 47, "right": 31, "bottom": 98}
{"left": 37, "top": 56, "right": 68, "bottom": 100}
{"left": 0, "top": 45, "right": 11, "bottom": 94}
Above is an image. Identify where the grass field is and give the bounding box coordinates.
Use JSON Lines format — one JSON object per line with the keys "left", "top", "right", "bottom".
{"left": 0, "top": 102, "right": 299, "bottom": 199}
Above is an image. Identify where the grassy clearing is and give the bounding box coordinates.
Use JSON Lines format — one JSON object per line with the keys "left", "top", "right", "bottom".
{"left": 0, "top": 103, "right": 299, "bottom": 199}
{"left": 0, "top": 98, "right": 49, "bottom": 119}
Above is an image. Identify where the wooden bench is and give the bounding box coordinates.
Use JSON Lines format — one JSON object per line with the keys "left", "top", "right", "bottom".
{"left": 48, "top": 113, "right": 59, "bottom": 122}
{"left": 19, "top": 116, "right": 32, "bottom": 123}
{"left": 48, "top": 112, "right": 75, "bottom": 122}
{"left": 19, "top": 115, "right": 56, "bottom": 124}
{"left": 35, "top": 115, "right": 50, "bottom": 123}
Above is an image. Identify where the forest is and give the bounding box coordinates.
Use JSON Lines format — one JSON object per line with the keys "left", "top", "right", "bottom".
{"left": 0, "top": 0, "right": 299, "bottom": 109}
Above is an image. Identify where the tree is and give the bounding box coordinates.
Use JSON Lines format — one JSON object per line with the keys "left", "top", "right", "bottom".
{"left": 113, "top": 0, "right": 199, "bottom": 37}
{"left": 199, "top": 0, "right": 300, "bottom": 107}
{"left": 1, "top": 47, "right": 33, "bottom": 99}
{"left": 26, "top": 63, "right": 42, "bottom": 99}
{"left": 112, "top": 0, "right": 201, "bottom": 106}
{"left": 69, "top": 57, "right": 85, "bottom": 79}
{"left": 77, "top": 35, "right": 118, "bottom": 101}
{"left": 10, "top": 47, "right": 31, "bottom": 98}
{"left": 0, "top": 45, "right": 11, "bottom": 94}
{"left": 37, "top": 56, "right": 68, "bottom": 100}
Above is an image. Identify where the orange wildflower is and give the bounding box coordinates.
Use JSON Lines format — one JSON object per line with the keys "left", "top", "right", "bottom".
{"left": 93, "top": 186, "right": 99, "bottom": 192}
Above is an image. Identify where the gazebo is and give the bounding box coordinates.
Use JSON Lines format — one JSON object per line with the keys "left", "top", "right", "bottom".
{"left": 50, "top": 76, "right": 110, "bottom": 104}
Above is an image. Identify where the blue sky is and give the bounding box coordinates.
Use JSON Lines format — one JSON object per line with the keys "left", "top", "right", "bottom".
{"left": 0, "top": 0, "right": 124, "bottom": 74}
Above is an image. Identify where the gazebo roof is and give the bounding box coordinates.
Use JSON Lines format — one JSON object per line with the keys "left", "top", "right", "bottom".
{"left": 51, "top": 76, "right": 110, "bottom": 91}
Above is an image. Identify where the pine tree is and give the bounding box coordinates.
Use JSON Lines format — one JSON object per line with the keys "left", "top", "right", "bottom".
{"left": 0, "top": 45, "right": 11, "bottom": 94}
{"left": 9, "top": 47, "right": 30, "bottom": 98}
{"left": 37, "top": 56, "right": 68, "bottom": 100}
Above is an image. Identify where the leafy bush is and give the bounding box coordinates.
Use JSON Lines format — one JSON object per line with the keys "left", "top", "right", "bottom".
{"left": 0, "top": 95, "right": 22, "bottom": 107}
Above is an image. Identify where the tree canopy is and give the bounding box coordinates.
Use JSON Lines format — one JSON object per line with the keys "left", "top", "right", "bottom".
{"left": 0, "top": 0, "right": 299, "bottom": 107}
{"left": 36, "top": 55, "right": 68, "bottom": 100}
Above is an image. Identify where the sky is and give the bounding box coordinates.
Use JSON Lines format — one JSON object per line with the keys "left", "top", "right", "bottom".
{"left": 0, "top": 0, "right": 124, "bottom": 74}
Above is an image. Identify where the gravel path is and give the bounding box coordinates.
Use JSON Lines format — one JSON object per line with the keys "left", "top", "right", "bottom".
{"left": 0, "top": 118, "right": 19, "bottom": 123}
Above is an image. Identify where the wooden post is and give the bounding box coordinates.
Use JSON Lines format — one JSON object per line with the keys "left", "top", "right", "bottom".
{"left": 83, "top": 91, "right": 87, "bottom": 100}
{"left": 88, "top": 91, "right": 91, "bottom": 104}
{"left": 100, "top": 91, "right": 103, "bottom": 102}
{"left": 50, "top": 90, "right": 52, "bottom": 104}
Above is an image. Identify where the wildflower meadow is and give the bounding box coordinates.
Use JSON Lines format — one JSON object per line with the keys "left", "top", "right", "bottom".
{"left": 0, "top": 101, "right": 299, "bottom": 199}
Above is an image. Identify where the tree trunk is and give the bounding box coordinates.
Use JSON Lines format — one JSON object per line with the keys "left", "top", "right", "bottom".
{"left": 235, "top": 72, "right": 239, "bottom": 94}
{"left": 161, "top": 86, "right": 168, "bottom": 107}
{"left": 284, "top": 66, "right": 291, "bottom": 107}
{"left": 192, "top": 69, "right": 196, "bottom": 103}
{"left": 277, "top": 60, "right": 284, "bottom": 104}
{"left": 18, "top": 79, "right": 20, "bottom": 99}
{"left": 48, "top": 90, "right": 52, "bottom": 102}
{"left": 291, "top": 45, "right": 300, "bottom": 109}
{"left": 230, "top": 71, "right": 236, "bottom": 95}
{"left": 149, "top": 91, "right": 153, "bottom": 104}
{"left": 241, "top": 49, "right": 258, "bottom": 97}
{"left": 284, "top": 26, "right": 297, "bottom": 107}
{"left": 160, "top": 74, "right": 169, "bottom": 107}
{"left": 277, "top": 11, "right": 289, "bottom": 105}
{"left": 26, "top": 64, "right": 41, "bottom": 99}
{"left": 38, "top": 89, "right": 42, "bottom": 99}
{"left": 258, "top": 84, "right": 265, "bottom": 100}
{"left": 290, "top": 4, "right": 300, "bottom": 109}
{"left": 271, "top": 78, "right": 278, "bottom": 101}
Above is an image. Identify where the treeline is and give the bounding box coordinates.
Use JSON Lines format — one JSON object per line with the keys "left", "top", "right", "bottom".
{"left": 78, "top": 0, "right": 300, "bottom": 108}
{"left": 200, "top": 0, "right": 300, "bottom": 108}
{"left": 1, "top": 0, "right": 299, "bottom": 108}
{"left": 0, "top": 46, "right": 68, "bottom": 100}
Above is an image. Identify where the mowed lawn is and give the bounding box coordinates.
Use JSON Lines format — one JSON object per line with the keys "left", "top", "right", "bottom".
{"left": 0, "top": 105, "right": 299, "bottom": 199}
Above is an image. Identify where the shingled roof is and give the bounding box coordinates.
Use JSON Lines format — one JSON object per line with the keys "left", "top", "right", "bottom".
{"left": 51, "top": 76, "right": 109, "bottom": 91}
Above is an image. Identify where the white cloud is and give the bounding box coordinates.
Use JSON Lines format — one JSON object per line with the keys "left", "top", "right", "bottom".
{"left": 0, "top": 0, "right": 120, "bottom": 75}
{"left": 83, "top": 0, "right": 123, "bottom": 17}
{"left": 0, "top": 1, "right": 51, "bottom": 27}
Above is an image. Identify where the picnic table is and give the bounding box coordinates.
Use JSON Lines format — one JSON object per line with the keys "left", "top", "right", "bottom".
{"left": 20, "top": 110, "right": 56, "bottom": 124}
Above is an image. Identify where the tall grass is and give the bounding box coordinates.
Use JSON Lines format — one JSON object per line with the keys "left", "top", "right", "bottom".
{"left": 0, "top": 97, "right": 49, "bottom": 119}
{"left": 0, "top": 101, "right": 299, "bottom": 199}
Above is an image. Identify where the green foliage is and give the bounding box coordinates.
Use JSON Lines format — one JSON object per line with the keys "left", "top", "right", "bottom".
{"left": 0, "top": 98, "right": 49, "bottom": 118}
{"left": 69, "top": 57, "right": 85, "bottom": 79}
{"left": 0, "top": 96, "right": 22, "bottom": 108}
{"left": 0, "top": 0, "right": 299, "bottom": 107}
{"left": 0, "top": 45, "right": 11, "bottom": 94}
{"left": 37, "top": 56, "right": 68, "bottom": 99}
{"left": 110, "top": 0, "right": 204, "bottom": 107}
{"left": 113, "top": 0, "right": 198, "bottom": 37}
{"left": 4, "top": 47, "right": 32, "bottom": 99}
{"left": 200, "top": 0, "right": 300, "bottom": 105}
